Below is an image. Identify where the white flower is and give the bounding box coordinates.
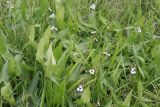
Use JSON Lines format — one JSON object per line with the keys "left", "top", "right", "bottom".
{"left": 48, "top": 7, "right": 52, "bottom": 11}
{"left": 89, "top": 69, "right": 96, "bottom": 74}
{"left": 49, "top": 13, "right": 55, "bottom": 18}
{"left": 130, "top": 67, "right": 136, "bottom": 74}
{"left": 103, "top": 52, "right": 110, "bottom": 57}
{"left": 51, "top": 26, "right": 58, "bottom": 31}
{"left": 91, "top": 31, "right": 96, "bottom": 34}
{"left": 136, "top": 27, "right": 141, "bottom": 33}
{"left": 76, "top": 85, "right": 83, "bottom": 92}
{"left": 97, "top": 101, "right": 100, "bottom": 106}
{"left": 7, "top": 1, "right": 14, "bottom": 9}
{"left": 95, "top": 38, "right": 98, "bottom": 42}
{"left": 107, "top": 26, "right": 110, "bottom": 29}
{"left": 90, "top": 4, "right": 96, "bottom": 10}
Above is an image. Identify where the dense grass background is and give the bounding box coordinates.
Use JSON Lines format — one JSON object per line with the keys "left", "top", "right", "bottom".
{"left": 0, "top": 0, "right": 160, "bottom": 107}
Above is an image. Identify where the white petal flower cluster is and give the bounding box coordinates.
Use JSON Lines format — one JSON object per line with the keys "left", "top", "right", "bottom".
{"left": 89, "top": 69, "right": 96, "bottom": 74}
{"left": 90, "top": 4, "right": 96, "bottom": 10}
{"left": 130, "top": 67, "right": 136, "bottom": 75}
{"left": 103, "top": 52, "right": 110, "bottom": 57}
{"left": 49, "top": 13, "right": 55, "bottom": 18}
{"left": 76, "top": 85, "right": 83, "bottom": 92}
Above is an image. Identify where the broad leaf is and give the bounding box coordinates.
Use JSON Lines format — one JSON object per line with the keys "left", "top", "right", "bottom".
{"left": 0, "top": 61, "right": 9, "bottom": 83}
{"left": 45, "top": 43, "right": 56, "bottom": 66}
{"left": 123, "top": 90, "right": 132, "bottom": 107}
{"left": 28, "top": 25, "right": 35, "bottom": 43}
{"left": 36, "top": 26, "right": 51, "bottom": 64}
{"left": 81, "top": 86, "right": 90, "bottom": 104}
{"left": 137, "top": 80, "right": 143, "bottom": 100}
{"left": 0, "top": 36, "right": 7, "bottom": 55}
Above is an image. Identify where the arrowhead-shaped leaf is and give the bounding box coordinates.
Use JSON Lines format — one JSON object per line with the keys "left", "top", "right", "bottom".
{"left": 36, "top": 26, "right": 51, "bottom": 64}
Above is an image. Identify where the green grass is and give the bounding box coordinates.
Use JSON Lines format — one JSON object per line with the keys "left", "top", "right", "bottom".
{"left": 0, "top": 0, "right": 160, "bottom": 107}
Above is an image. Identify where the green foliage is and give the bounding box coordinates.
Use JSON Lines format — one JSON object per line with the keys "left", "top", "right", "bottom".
{"left": 36, "top": 26, "right": 51, "bottom": 64}
{"left": 1, "top": 83, "right": 15, "bottom": 105}
{"left": 0, "top": 0, "right": 160, "bottom": 106}
{"left": 0, "top": 36, "right": 7, "bottom": 55}
{"left": 81, "top": 86, "right": 91, "bottom": 104}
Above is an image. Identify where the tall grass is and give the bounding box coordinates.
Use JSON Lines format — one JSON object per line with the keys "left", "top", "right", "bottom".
{"left": 0, "top": 0, "right": 160, "bottom": 106}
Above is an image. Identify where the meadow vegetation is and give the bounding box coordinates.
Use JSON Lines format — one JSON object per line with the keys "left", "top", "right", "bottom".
{"left": 0, "top": 0, "right": 160, "bottom": 106}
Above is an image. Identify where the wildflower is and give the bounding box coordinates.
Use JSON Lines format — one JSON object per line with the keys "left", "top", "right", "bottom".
{"left": 76, "top": 85, "right": 83, "bottom": 92}
{"left": 97, "top": 101, "right": 100, "bottom": 106}
{"left": 90, "top": 4, "right": 96, "bottom": 10}
{"left": 89, "top": 68, "right": 96, "bottom": 74}
{"left": 103, "top": 52, "right": 110, "bottom": 57}
{"left": 48, "top": 7, "right": 52, "bottom": 11}
{"left": 130, "top": 67, "right": 136, "bottom": 74}
{"left": 7, "top": 1, "right": 9, "bottom": 4}
{"left": 49, "top": 13, "right": 55, "bottom": 18}
{"left": 136, "top": 27, "right": 141, "bottom": 33}
{"left": 51, "top": 26, "right": 58, "bottom": 31}
{"left": 95, "top": 38, "right": 98, "bottom": 42}
{"left": 107, "top": 26, "right": 110, "bottom": 29}
{"left": 7, "top": 1, "right": 14, "bottom": 9}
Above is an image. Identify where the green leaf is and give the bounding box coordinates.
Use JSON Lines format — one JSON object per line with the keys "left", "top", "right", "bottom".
{"left": 78, "top": 12, "right": 97, "bottom": 30}
{"left": 0, "top": 96, "right": 2, "bottom": 107}
{"left": 139, "top": 101, "right": 149, "bottom": 107}
{"left": 0, "top": 36, "right": 7, "bottom": 55}
{"left": 28, "top": 71, "right": 40, "bottom": 95}
{"left": 0, "top": 61, "right": 9, "bottom": 83}
{"left": 81, "top": 86, "right": 90, "bottom": 104}
{"left": 89, "top": 14, "right": 97, "bottom": 27}
{"left": 133, "top": 45, "right": 145, "bottom": 78}
{"left": 45, "top": 43, "right": 56, "bottom": 66}
{"left": 21, "top": 0, "right": 27, "bottom": 19}
{"left": 39, "top": 0, "right": 49, "bottom": 17}
{"left": 67, "top": 61, "right": 80, "bottom": 76}
{"left": 1, "top": 83, "right": 15, "bottom": 105}
{"left": 8, "top": 57, "right": 21, "bottom": 76}
{"left": 137, "top": 56, "right": 145, "bottom": 64}
{"left": 45, "top": 57, "right": 54, "bottom": 77}
{"left": 68, "top": 63, "right": 82, "bottom": 82}
{"left": 109, "top": 40, "right": 120, "bottom": 70}
{"left": 123, "top": 90, "right": 132, "bottom": 107}
{"left": 98, "top": 11, "right": 107, "bottom": 25}
{"left": 53, "top": 80, "right": 66, "bottom": 105}
{"left": 104, "top": 100, "right": 112, "bottom": 107}
{"left": 53, "top": 43, "right": 62, "bottom": 61}
{"left": 57, "top": 50, "right": 68, "bottom": 75}
{"left": 40, "top": 82, "right": 46, "bottom": 107}
{"left": 28, "top": 25, "right": 35, "bottom": 43}
{"left": 36, "top": 26, "right": 51, "bottom": 64}
{"left": 92, "top": 54, "right": 101, "bottom": 67}
{"left": 137, "top": 80, "right": 143, "bottom": 100}
{"left": 135, "top": 16, "right": 145, "bottom": 27}
{"left": 46, "top": 58, "right": 65, "bottom": 79}
{"left": 0, "top": 57, "right": 2, "bottom": 70}
{"left": 55, "top": 0, "right": 65, "bottom": 29}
